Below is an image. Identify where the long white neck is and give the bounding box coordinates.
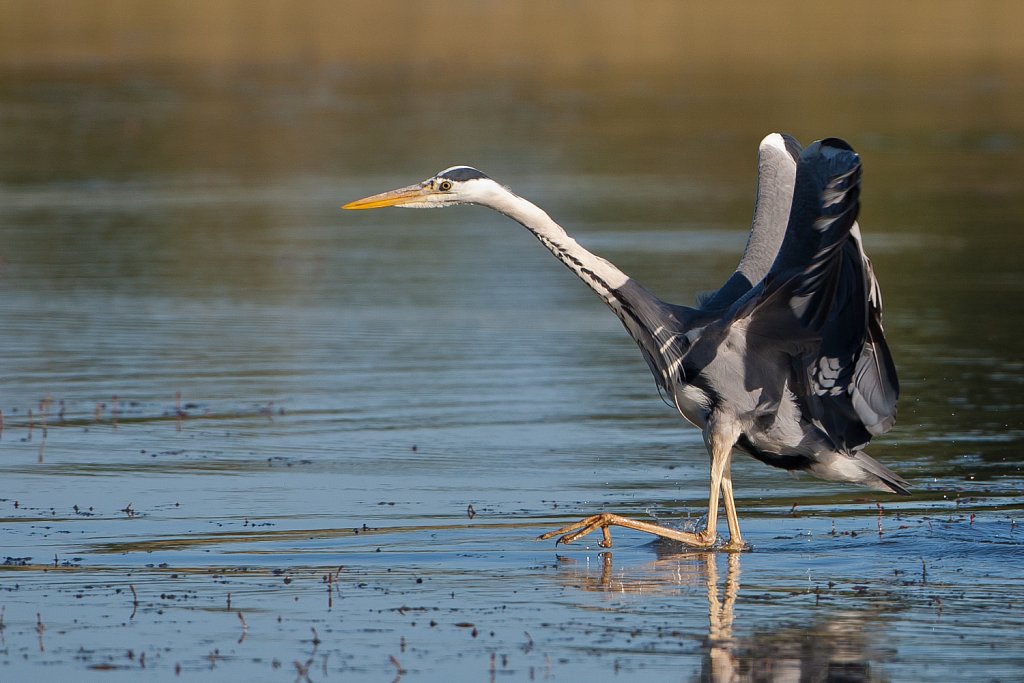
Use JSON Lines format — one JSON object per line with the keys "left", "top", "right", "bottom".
{"left": 477, "top": 185, "right": 631, "bottom": 305}
{"left": 468, "top": 180, "right": 688, "bottom": 398}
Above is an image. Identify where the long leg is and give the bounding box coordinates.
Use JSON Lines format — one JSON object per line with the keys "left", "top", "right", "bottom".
{"left": 702, "top": 430, "right": 730, "bottom": 544}
{"left": 537, "top": 512, "right": 715, "bottom": 548}
{"left": 720, "top": 452, "right": 746, "bottom": 550}
{"left": 537, "top": 418, "right": 739, "bottom": 549}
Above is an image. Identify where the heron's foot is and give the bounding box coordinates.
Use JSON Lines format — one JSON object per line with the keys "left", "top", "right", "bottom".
{"left": 719, "top": 537, "right": 752, "bottom": 553}
{"left": 537, "top": 512, "right": 718, "bottom": 549}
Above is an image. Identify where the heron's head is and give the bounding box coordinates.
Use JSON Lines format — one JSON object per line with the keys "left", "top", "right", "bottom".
{"left": 343, "top": 166, "right": 500, "bottom": 210}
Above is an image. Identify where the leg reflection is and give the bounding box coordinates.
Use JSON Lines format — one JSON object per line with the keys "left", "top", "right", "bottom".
{"left": 549, "top": 549, "right": 881, "bottom": 682}
{"left": 704, "top": 552, "right": 741, "bottom": 682}
{"left": 706, "top": 552, "right": 741, "bottom": 641}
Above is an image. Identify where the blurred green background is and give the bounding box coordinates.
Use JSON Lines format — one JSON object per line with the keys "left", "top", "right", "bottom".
{"left": 2, "top": 0, "right": 1022, "bottom": 184}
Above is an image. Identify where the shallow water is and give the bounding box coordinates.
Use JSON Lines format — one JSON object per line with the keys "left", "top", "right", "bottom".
{"left": 3, "top": 22, "right": 1024, "bottom": 682}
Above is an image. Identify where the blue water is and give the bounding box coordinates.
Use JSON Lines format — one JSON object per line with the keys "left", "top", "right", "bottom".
{"left": 2, "top": 60, "right": 1023, "bottom": 681}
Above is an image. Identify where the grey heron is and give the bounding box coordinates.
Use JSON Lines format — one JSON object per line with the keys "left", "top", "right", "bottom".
{"left": 343, "top": 134, "right": 907, "bottom": 550}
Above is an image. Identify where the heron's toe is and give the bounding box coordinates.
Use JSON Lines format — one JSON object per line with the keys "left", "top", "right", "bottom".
{"left": 693, "top": 528, "right": 719, "bottom": 548}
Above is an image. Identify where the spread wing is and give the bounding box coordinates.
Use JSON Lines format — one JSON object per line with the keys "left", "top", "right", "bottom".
{"left": 740, "top": 138, "right": 898, "bottom": 453}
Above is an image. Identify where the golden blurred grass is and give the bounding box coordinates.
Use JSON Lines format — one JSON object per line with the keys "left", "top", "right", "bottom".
{"left": 1, "top": 0, "right": 1021, "bottom": 75}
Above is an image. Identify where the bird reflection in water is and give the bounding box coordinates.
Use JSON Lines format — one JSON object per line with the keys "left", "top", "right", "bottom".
{"left": 553, "top": 550, "right": 880, "bottom": 682}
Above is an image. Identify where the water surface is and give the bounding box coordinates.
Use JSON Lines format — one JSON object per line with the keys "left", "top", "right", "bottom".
{"left": 2, "top": 20, "right": 1024, "bottom": 681}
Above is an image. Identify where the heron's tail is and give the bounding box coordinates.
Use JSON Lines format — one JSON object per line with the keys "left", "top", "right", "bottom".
{"left": 808, "top": 450, "right": 911, "bottom": 495}
{"left": 853, "top": 451, "right": 911, "bottom": 495}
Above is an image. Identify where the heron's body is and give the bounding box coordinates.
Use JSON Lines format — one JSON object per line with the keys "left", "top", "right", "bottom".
{"left": 344, "top": 134, "right": 907, "bottom": 549}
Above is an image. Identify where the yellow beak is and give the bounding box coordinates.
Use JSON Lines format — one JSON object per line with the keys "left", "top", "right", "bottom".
{"left": 342, "top": 183, "right": 430, "bottom": 210}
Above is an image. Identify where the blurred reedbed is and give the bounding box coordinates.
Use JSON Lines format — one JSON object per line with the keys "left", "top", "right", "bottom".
{"left": 1, "top": 0, "right": 1022, "bottom": 77}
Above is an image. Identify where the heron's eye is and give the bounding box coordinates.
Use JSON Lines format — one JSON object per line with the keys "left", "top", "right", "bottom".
{"left": 438, "top": 180, "right": 453, "bottom": 192}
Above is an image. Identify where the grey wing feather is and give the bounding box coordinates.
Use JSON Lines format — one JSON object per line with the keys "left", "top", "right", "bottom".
{"left": 742, "top": 138, "right": 898, "bottom": 453}
{"left": 699, "top": 133, "right": 802, "bottom": 312}
{"left": 849, "top": 225, "right": 899, "bottom": 435}
{"left": 610, "top": 279, "right": 702, "bottom": 396}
